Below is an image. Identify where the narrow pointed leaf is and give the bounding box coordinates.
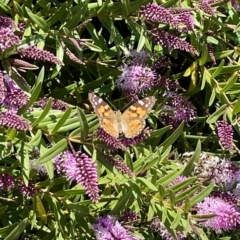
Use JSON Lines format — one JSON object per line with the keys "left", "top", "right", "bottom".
{"left": 184, "top": 195, "right": 191, "bottom": 214}
{"left": 77, "top": 107, "right": 89, "bottom": 142}
{"left": 233, "top": 97, "right": 240, "bottom": 115}
{"left": 159, "top": 122, "right": 184, "bottom": 151}
{"left": 31, "top": 98, "right": 53, "bottom": 127}
{"left": 51, "top": 108, "right": 72, "bottom": 134}
{"left": 190, "top": 183, "right": 214, "bottom": 206}
{"left": 35, "top": 139, "right": 67, "bottom": 164}
{"left": 36, "top": 195, "right": 47, "bottom": 224}
{"left": 182, "top": 140, "right": 201, "bottom": 175}
{"left": 29, "top": 130, "right": 42, "bottom": 146}
{"left": 26, "top": 9, "right": 50, "bottom": 31}
{"left": 168, "top": 189, "right": 175, "bottom": 207}
{"left": 210, "top": 59, "right": 224, "bottom": 79}
{"left": 170, "top": 210, "right": 181, "bottom": 229}
{"left": 137, "top": 177, "right": 158, "bottom": 191}
{"left": 4, "top": 218, "right": 28, "bottom": 240}
{"left": 206, "top": 104, "right": 227, "bottom": 123}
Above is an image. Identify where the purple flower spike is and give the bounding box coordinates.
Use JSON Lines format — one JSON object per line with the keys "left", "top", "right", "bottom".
{"left": 161, "top": 92, "right": 196, "bottom": 128}
{"left": 18, "top": 46, "right": 64, "bottom": 66}
{"left": 0, "top": 16, "right": 15, "bottom": 29}
{"left": 0, "top": 74, "right": 29, "bottom": 111}
{"left": 231, "top": 0, "right": 240, "bottom": 11}
{"left": 210, "top": 191, "right": 237, "bottom": 206}
{"left": 53, "top": 151, "right": 74, "bottom": 175}
{"left": 3, "top": 88, "right": 29, "bottom": 111}
{"left": 196, "top": 197, "right": 240, "bottom": 232}
{"left": 149, "top": 29, "right": 197, "bottom": 55}
{"left": 198, "top": 1, "right": 215, "bottom": 15}
{"left": 116, "top": 65, "right": 156, "bottom": 93}
{"left": 93, "top": 215, "right": 139, "bottom": 240}
{"left": 65, "top": 151, "right": 100, "bottom": 202}
{"left": 0, "top": 111, "right": 31, "bottom": 130}
{"left": 126, "top": 50, "right": 149, "bottom": 65}
{"left": 140, "top": 3, "right": 174, "bottom": 26}
{"left": 172, "top": 12, "right": 194, "bottom": 32}
{"left": 140, "top": 3, "right": 194, "bottom": 32}
{"left": 97, "top": 128, "right": 127, "bottom": 151}
{"left": 0, "top": 174, "right": 14, "bottom": 191}
{"left": 17, "top": 180, "right": 36, "bottom": 197}
{"left": 119, "top": 211, "right": 138, "bottom": 222}
{"left": 216, "top": 120, "right": 233, "bottom": 151}
{"left": 35, "top": 97, "right": 69, "bottom": 111}
{"left": 0, "top": 28, "right": 20, "bottom": 51}
{"left": 105, "top": 155, "right": 134, "bottom": 177}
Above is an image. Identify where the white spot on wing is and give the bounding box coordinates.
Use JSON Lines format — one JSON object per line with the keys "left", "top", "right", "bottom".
{"left": 98, "top": 98, "right": 103, "bottom": 103}
{"left": 139, "top": 100, "right": 144, "bottom": 105}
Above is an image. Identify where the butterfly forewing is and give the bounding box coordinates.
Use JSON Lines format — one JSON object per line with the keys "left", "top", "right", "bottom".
{"left": 88, "top": 92, "right": 119, "bottom": 138}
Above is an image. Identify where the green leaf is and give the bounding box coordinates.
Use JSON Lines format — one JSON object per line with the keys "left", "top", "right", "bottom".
{"left": 19, "top": 142, "right": 30, "bottom": 186}
{"left": 46, "top": 195, "right": 68, "bottom": 235}
{"left": 18, "top": 67, "right": 44, "bottom": 115}
{"left": 208, "top": 65, "right": 240, "bottom": 75}
{"left": 137, "top": 177, "right": 158, "bottom": 191}
{"left": 182, "top": 140, "right": 201, "bottom": 176}
{"left": 199, "top": 44, "right": 208, "bottom": 66}
{"left": 0, "top": 2, "right": 11, "bottom": 12}
{"left": 67, "top": 203, "right": 89, "bottom": 216}
{"left": 206, "top": 104, "right": 227, "bottom": 124}
{"left": 158, "top": 185, "right": 165, "bottom": 203}
{"left": 0, "top": 206, "right": 8, "bottom": 215}
{"left": 109, "top": 190, "right": 132, "bottom": 215}
{"left": 220, "top": 72, "right": 238, "bottom": 93}
{"left": 170, "top": 210, "right": 181, "bottom": 229}
{"left": 46, "top": 2, "right": 67, "bottom": 26}
{"left": 36, "top": 195, "right": 47, "bottom": 224}
{"left": 31, "top": 98, "right": 53, "bottom": 127}
{"left": 29, "top": 130, "right": 42, "bottom": 146}
{"left": 51, "top": 108, "right": 72, "bottom": 134}
{"left": 166, "top": 177, "right": 197, "bottom": 195}
{"left": 0, "top": 223, "right": 18, "bottom": 235}
{"left": 157, "top": 168, "right": 184, "bottom": 186}
{"left": 168, "top": 189, "right": 175, "bottom": 207}
{"left": 4, "top": 218, "right": 28, "bottom": 240}
{"left": 137, "top": 28, "right": 146, "bottom": 51}
{"left": 190, "top": 183, "right": 214, "bottom": 206}
{"left": 184, "top": 195, "right": 191, "bottom": 214}
{"left": 77, "top": 71, "right": 116, "bottom": 93}
{"left": 159, "top": 122, "right": 184, "bottom": 152}
{"left": 54, "top": 189, "right": 85, "bottom": 196}
{"left": 13, "top": 2, "right": 24, "bottom": 18}
{"left": 210, "top": 59, "right": 225, "bottom": 79}
{"left": 208, "top": 88, "right": 216, "bottom": 106}
{"left": 122, "top": 0, "right": 130, "bottom": 16}
{"left": 35, "top": 139, "right": 67, "bottom": 164}
{"left": 233, "top": 97, "right": 240, "bottom": 115}
{"left": 65, "top": 4, "right": 87, "bottom": 29}
{"left": 26, "top": 9, "right": 50, "bottom": 32}
{"left": 77, "top": 107, "right": 89, "bottom": 142}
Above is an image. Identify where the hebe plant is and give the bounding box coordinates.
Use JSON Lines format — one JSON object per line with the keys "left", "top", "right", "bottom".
{"left": 0, "top": 0, "right": 240, "bottom": 239}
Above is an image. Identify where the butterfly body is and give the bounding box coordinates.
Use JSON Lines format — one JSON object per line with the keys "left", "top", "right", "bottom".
{"left": 88, "top": 93, "right": 156, "bottom": 138}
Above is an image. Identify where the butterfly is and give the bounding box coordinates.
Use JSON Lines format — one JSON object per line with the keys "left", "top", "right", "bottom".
{"left": 88, "top": 92, "right": 156, "bottom": 138}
